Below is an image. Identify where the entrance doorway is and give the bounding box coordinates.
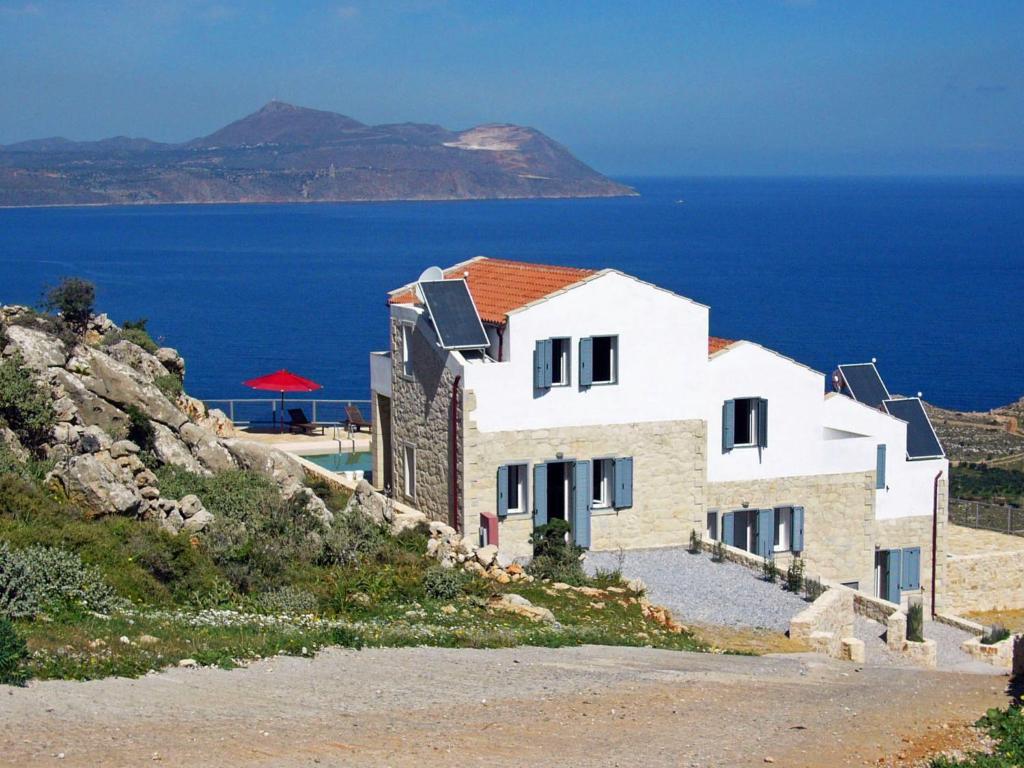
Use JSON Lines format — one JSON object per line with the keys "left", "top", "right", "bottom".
{"left": 875, "top": 549, "right": 901, "bottom": 604}
{"left": 546, "top": 461, "right": 570, "bottom": 521}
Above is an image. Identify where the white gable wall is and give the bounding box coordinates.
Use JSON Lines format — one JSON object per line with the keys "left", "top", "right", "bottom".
{"left": 463, "top": 271, "right": 709, "bottom": 432}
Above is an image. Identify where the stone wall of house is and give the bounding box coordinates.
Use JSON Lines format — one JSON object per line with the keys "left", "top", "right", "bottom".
{"left": 946, "top": 550, "right": 1024, "bottom": 614}
{"left": 874, "top": 506, "right": 947, "bottom": 614}
{"left": 705, "top": 471, "right": 877, "bottom": 589}
{"left": 389, "top": 317, "right": 460, "bottom": 524}
{"left": 461, "top": 395, "right": 706, "bottom": 559}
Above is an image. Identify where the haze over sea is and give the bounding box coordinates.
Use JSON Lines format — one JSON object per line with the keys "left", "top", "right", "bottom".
{"left": 1, "top": 177, "right": 1021, "bottom": 413}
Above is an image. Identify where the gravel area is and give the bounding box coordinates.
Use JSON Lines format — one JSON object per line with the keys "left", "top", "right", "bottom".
{"left": 585, "top": 546, "right": 808, "bottom": 631}
{"left": 854, "top": 616, "right": 1002, "bottom": 674}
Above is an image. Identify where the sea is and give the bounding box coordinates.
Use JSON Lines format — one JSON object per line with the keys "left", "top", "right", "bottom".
{"left": 1, "top": 177, "right": 1021, "bottom": 414}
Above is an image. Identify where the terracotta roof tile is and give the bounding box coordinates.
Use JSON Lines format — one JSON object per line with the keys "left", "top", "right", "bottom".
{"left": 388, "top": 257, "right": 597, "bottom": 325}
{"left": 709, "top": 336, "right": 735, "bottom": 354}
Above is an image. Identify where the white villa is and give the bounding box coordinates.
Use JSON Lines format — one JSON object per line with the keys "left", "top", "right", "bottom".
{"left": 369, "top": 257, "right": 949, "bottom": 610}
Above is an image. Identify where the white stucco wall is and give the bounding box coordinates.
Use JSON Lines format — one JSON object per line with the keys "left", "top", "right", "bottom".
{"left": 462, "top": 271, "right": 710, "bottom": 432}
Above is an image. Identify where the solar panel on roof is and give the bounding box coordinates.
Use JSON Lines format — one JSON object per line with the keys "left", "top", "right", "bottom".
{"left": 418, "top": 279, "right": 490, "bottom": 351}
{"left": 883, "top": 398, "right": 945, "bottom": 460}
{"left": 838, "top": 363, "right": 890, "bottom": 409}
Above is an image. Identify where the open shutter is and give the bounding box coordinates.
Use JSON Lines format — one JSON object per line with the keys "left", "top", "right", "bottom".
{"left": 613, "top": 457, "right": 633, "bottom": 508}
{"left": 757, "top": 398, "right": 768, "bottom": 448}
{"left": 791, "top": 506, "right": 805, "bottom": 552}
{"left": 579, "top": 337, "right": 593, "bottom": 387}
{"left": 496, "top": 465, "right": 509, "bottom": 518}
{"left": 756, "top": 508, "right": 774, "bottom": 559}
{"left": 533, "top": 339, "right": 553, "bottom": 389}
{"left": 876, "top": 444, "right": 887, "bottom": 490}
{"left": 723, "top": 512, "right": 735, "bottom": 548}
{"left": 901, "top": 547, "right": 921, "bottom": 591}
{"left": 722, "top": 400, "right": 736, "bottom": 453}
{"left": 572, "top": 461, "right": 592, "bottom": 548}
{"left": 886, "top": 549, "right": 902, "bottom": 604}
{"left": 532, "top": 463, "right": 548, "bottom": 526}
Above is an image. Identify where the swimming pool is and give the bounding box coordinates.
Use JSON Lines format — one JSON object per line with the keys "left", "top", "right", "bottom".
{"left": 304, "top": 451, "right": 373, "bottom": 474}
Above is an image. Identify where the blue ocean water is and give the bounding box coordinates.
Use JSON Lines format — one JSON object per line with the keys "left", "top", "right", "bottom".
{"left": 0, "top": 177, "right": 1021, "bottom": 412}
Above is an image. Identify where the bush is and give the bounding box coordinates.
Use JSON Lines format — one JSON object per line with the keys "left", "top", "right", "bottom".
{"left": 907, "top": 602, "right": 924, "bottom": 643}
{"left": 761, "top": 552, "right": 778, "bottom": 583}
{"left": 785, "top": 557, "right": 805, "bottom": 593}
{"left": 803, "top": 576, "right": 825, "bottom": 601}
{"left": 528, "top": 519, "right": 587, "bottom": 585}
{"left": 981, "top": 624, "right": 1011, "bottom": 645}
{"left": 0, "top": 542, "right": 126, "bottom": 618}
{"left": 422, "top": 566, "right": 467, "bottom": 600}
{"left": 154, "top": 374, "right": 183, "bottom": 401}
{"left": 0, "top": 617, "right": 28, "bottom": 686}
{"left": 43, "top": 277, "right": 95, "bottom": 336}
{"left": 0, "top": 353, "right": 56, "bottom": 451}
{"left": 124, "top": 405, "right": 156, "bottom": 453}
{"left": 688, "top": 529, "right": 702, "bottom": 554}
{"left": 120, "top": 319, "right": 159, "bottom": 353}
{"left": 711, "top": 539, "right": 725, "bottom": 563}
{"left": 253, "top": 586, "right": 318, "bottom": 615}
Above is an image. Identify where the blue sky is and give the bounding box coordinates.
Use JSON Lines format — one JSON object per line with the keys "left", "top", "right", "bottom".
{"left": 1, "top": 0, "right": 1021, "bottom": 175}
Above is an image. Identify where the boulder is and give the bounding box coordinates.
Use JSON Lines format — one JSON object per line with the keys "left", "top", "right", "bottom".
{"left": 155, "top": 347, "right": 185, "bottom": 378}
{"left": 139, "top": 485, "right": 160, "bottom": 500}
{"left": 69, "top": 347, "right": 188, "bottom": 429}
{"left": 490, "top": 594, "right": 557, "bottom": 624}
{"left": 476, "top": 545, "right": 498, "bottom": 568}
{"left": 1, "top": 425, "right": 30, "bottom": 462}
{"left": 50, "top": 423, "right": 79, "bottom": 446}
{"left": 350, "top": 479, "right": 389, "bottom": 524}
{"left": 52, "top": 395, "right": 77, "bottom": 423}
{"left": 47, "top": 368, "right": 130, "bottom": 435}
{"left": 177, "top": 494, "right": 203, "bottom": 519}
{"left": 105, "top": 340, "right": 167, "bottom": 381}
{"left": 161, "top": 508, "right": 185, "bottom": 534}
{"left": 2, "top": 325, "right": 67, "bottom": 370}
{"left": 152, "top": 423, "right": 206, "bottom": 474}
{"left": 79, "top": 425, "right": 113, "bottom": 454}
{"left": 182, "top": 507, "right": 214, "bottom": 533}
{"left": 110, "top": 440, "right": 140, "bottom": 458}
{"left": 179, "top": 423, "right": 236, "bottom": 474}
{"left": 221, "top": 439, "right": 305, "bottom": 496}
{"left": 134, "top": 468, "right": 158, "bottom": 489}
{"left": 49, "top": 454, "right": 143, "bottom": 517}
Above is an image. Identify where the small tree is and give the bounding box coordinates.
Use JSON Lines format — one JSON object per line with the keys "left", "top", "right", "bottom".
{"left": 761, "top": 552, "right": 778, "bottom": 583}
{"left": 0, "top": 617, "right": 29, "bottom": 686}
{"left": 711, "top": 539, "right": 725, "bottom": 563}
{"left": 0, "top": 354, "right": 56, "bottom": 452}
{"left": 43, "top": 277, "right": 95, "bottom": 336}
{"left": 688, "top": 528, "right": 702, "bottom": 554}
{"left": 785, "top": 557, "right": 805, "bottom": 593}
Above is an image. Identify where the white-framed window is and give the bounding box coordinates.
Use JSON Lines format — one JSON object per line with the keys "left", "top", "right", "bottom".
{"left": 400, "top": 324, "right": 415, "bottom": 378}
{"left": 773, "top": 507, "right": 792, "bottom": 552}
{"left": 592, "top": 458, "right": 614, "bottom": 508}
{"left": 403, "top": 444, "right": 416, "bottom": 499}
{"left": 506, "top": 463, "right": 527, "bottom": 514}
{"left": 706, "top": 510, "right": 719, "bottom": 541}
{"left": 734, "top": 397, "right": 758, "bottom": 446}
{"left": 591, "top": 335, "right": 618, "bottom": 384}
{"left": 550, "top": 337, "right": 571, "bottom": 386}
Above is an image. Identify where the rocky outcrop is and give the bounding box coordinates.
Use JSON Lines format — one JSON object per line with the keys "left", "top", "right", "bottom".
{"left": 423, "top": 518, "right": 533, "bottom": 585}
{"left": 1, "top": 306, "right": 332, "bottom": 537}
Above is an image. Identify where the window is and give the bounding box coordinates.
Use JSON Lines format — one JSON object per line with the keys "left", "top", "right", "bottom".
{"left": 403, "top": 444, "right": 416, "bottom": 498}
{"left": 706, "top": 510, "right": 719, "bottom": 541}
{"left": 773, "top": 507, "right": 792, "bottom": 552}
{"left": 591, "top": 335, "right": 617, "bottom": 384}
{"left": 400, "top": 324, "right": 415, "bottom": 378}
{"left": 505, "top": 463, "right": 527, "bottom": 514}
{"left": 592, "top": 458, "right": 614, "bottom": 508}
{"left": 551, "top": 338, "right": 570, "bottom": 386}
{"left": 722, "top": 397, "right": 768, "bottom": 451}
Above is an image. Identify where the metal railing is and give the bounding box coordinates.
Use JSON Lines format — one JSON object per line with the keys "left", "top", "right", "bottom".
{"left": 201, "top": 398, "right": 372, "bottom": 429}
{"left": 949, "top": 498, "right": 1024, "bottom": 537}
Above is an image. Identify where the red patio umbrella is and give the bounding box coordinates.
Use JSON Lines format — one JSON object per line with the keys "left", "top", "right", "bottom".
{"left": 243, "top": 369, "right": 322, "bottom": 431}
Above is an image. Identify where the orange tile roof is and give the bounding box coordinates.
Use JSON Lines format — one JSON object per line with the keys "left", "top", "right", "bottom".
{"left": 709, "top": 336, "right": 735, "bottom": 354}
{"left": 388, "top": 257, "right": 598, "bottom": 325}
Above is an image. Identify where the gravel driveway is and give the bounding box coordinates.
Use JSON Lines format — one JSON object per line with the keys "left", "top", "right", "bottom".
{"left": 586, "top": 546, "right": 808, "bottom": 631}
{"left": 854, "top": 616, "right": 1000, "bottom": 674}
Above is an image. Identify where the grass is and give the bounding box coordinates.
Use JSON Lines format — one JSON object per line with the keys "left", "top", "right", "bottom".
{"left": 966, "top": 609, "right": 1024, "bottom": 635}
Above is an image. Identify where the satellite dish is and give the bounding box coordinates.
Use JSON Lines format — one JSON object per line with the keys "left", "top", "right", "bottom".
{"left": 414, "top": 266, "right": 445, "bottom": 301}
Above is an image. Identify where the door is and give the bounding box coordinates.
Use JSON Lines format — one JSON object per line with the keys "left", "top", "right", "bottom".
{"left": 876, "top": 549, "right": 902, "bottom": 603}
{"left": 571, "top": 461, "right": 591, "bottom": 548}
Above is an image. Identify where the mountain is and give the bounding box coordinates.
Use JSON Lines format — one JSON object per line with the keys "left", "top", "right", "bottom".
{"left": 0, "top": 102, "right": 635, "bottom": 206}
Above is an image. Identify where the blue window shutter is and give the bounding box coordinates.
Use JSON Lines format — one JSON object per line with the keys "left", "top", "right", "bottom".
{"left": 722, "top": 400, "right": 735, "bottom": 452}
{"left": 496, "top": 465, "right": 509, "bottom": 518}
{"left": 613, "top": 457, "right": 633, "bottom": 508}
{"left": 757, "top": 398, "right": 768, "bottom": 448}
{"left": 579, "top": 337, "right": 593, "bottom": 387}
{"left": 723, "top": 512, "right": 735, "bottom": 548}
{"left": 791, "top": 506, "right": 805, "bottom": 552}
{"left": 876, "top": 444, "right": 887, "bottom": 490}
{"left": 901, "top": 547, "right": 921, "bottom": 591}
{"left": 533, "top": 341, "right": 544, "bottom": 389}
{"left": 757, "top": 508, "right": 774, "bottom": 559}
{"left": 886, "top": 549, "right": 902, "bottom": 604}
{"left": 532, "top": 463, "right": 548, "bottom": 526}
{"left": 572, "top": 461, "right": 592, "bottom": 548}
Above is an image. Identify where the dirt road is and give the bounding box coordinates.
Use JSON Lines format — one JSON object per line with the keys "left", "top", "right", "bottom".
{"left": 1, "top": 646, "right": 1012, "bottom": 767}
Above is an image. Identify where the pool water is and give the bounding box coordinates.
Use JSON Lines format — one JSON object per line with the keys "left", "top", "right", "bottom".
{"left": 304, "top": 451, "right": 372, "bottom": 474}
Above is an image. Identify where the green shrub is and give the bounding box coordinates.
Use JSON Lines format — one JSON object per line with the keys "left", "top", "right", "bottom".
{"left": 253, "top": 586, "right": 318, "bottom": 615}
{"left": 803, "top": 576, "right": 825, "bottom": 601}
{"left": 154, "top": 374, "right": 183, "bottom": 401}
{"left": 688, "top": 528, "right": 702, "bottom": 554}
{"left": 124, "top": 405, "right": 156, "bottom": 453}
{"left": 711, "top": 539, "right": 725, "bottom": 563}
{"left": 0, "top": 353, "right": 56, "bottom": 451}
{"left": 785, "top": 557, "right": 805, "bottom": 593}
{"left": 422, "top": 566, "right": 467, "bottom": 600}
{"left": 527, "top": 519, "right": 586, "bottom": 584}
{"left": 761, "top": 552, "right": 778, "bottom": 583}
{"left": 981, "top": 624, "right": 1011, "bottom": 645}
{"left": 0, "top": 542, "right": 127, "bottom": 618}
{"left": 42, "top": 277, "right": 95, "bottom": 336}
{"left": 907, "top": 602, "right": 924, "bottom": 643}
{"left": 119, "top": 319, "right": 159, "bottom": 353}
{"left": 0, "top": 617, "right": 28, "bottom": 686}
{"left": 931, "top": 706, "right": 1024, "bottom": 767}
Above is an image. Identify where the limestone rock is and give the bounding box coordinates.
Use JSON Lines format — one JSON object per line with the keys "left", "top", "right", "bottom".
{"left": 3, "top": 324, "right": 67, "bottom": 370}
{"left": 48, "top": 368, "right": 129, "bottom": 435}
{"left": 139, "top": 485, "right": 160, "bottom": 500}
{"left": 134, "top": 468, "right": 158, "bottom": 488}
{"left": 49, "top": 454, "right": 143, "bottom": 517}
{"left": 110, "top": 440, "right": 140, "bottom": 459}
{"left": 476, "top": 545, "right": 498, "bottom": 568}
{"left": 1, "top": 425, "right": 30, "bottom": 462}
{"left": 490, "top": 594, "right": 556, "bottom": 624}
{"left": 152, "top": 423, "right": 205, "bottom": 474}
{"left": 179, "top": 423, "right": 236, "bottom": 473}
{"left": 161, "top": 508, "right": 185, "bottom": 534}
{"left": 155, "top": 347, "right": 185, "bottom": 378}
{"left": 221, "top": 439, "right": 305, "bottom": 496}
{"left": 182, "top": 508, "right": 214, "bottom": 533}
{"left": 105, "top": 340, "right": 167, "bottom": 381}
{"left": 79, "top": 425, "right": 113, "bottom": 454}
{"left": 179, "top": 494, "right": 205, "bottom": 519}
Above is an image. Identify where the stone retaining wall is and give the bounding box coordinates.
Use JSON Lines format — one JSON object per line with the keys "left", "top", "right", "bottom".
{"left": 789, "top": 589, "right": 857, "bottom": 660}
{"left": 946, "top": 549, "right": 1024, "bottom": 614}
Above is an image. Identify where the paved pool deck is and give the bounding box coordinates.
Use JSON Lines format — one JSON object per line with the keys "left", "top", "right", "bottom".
{"left": 235, "top": 425, "right": 371, "bottom": 456}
